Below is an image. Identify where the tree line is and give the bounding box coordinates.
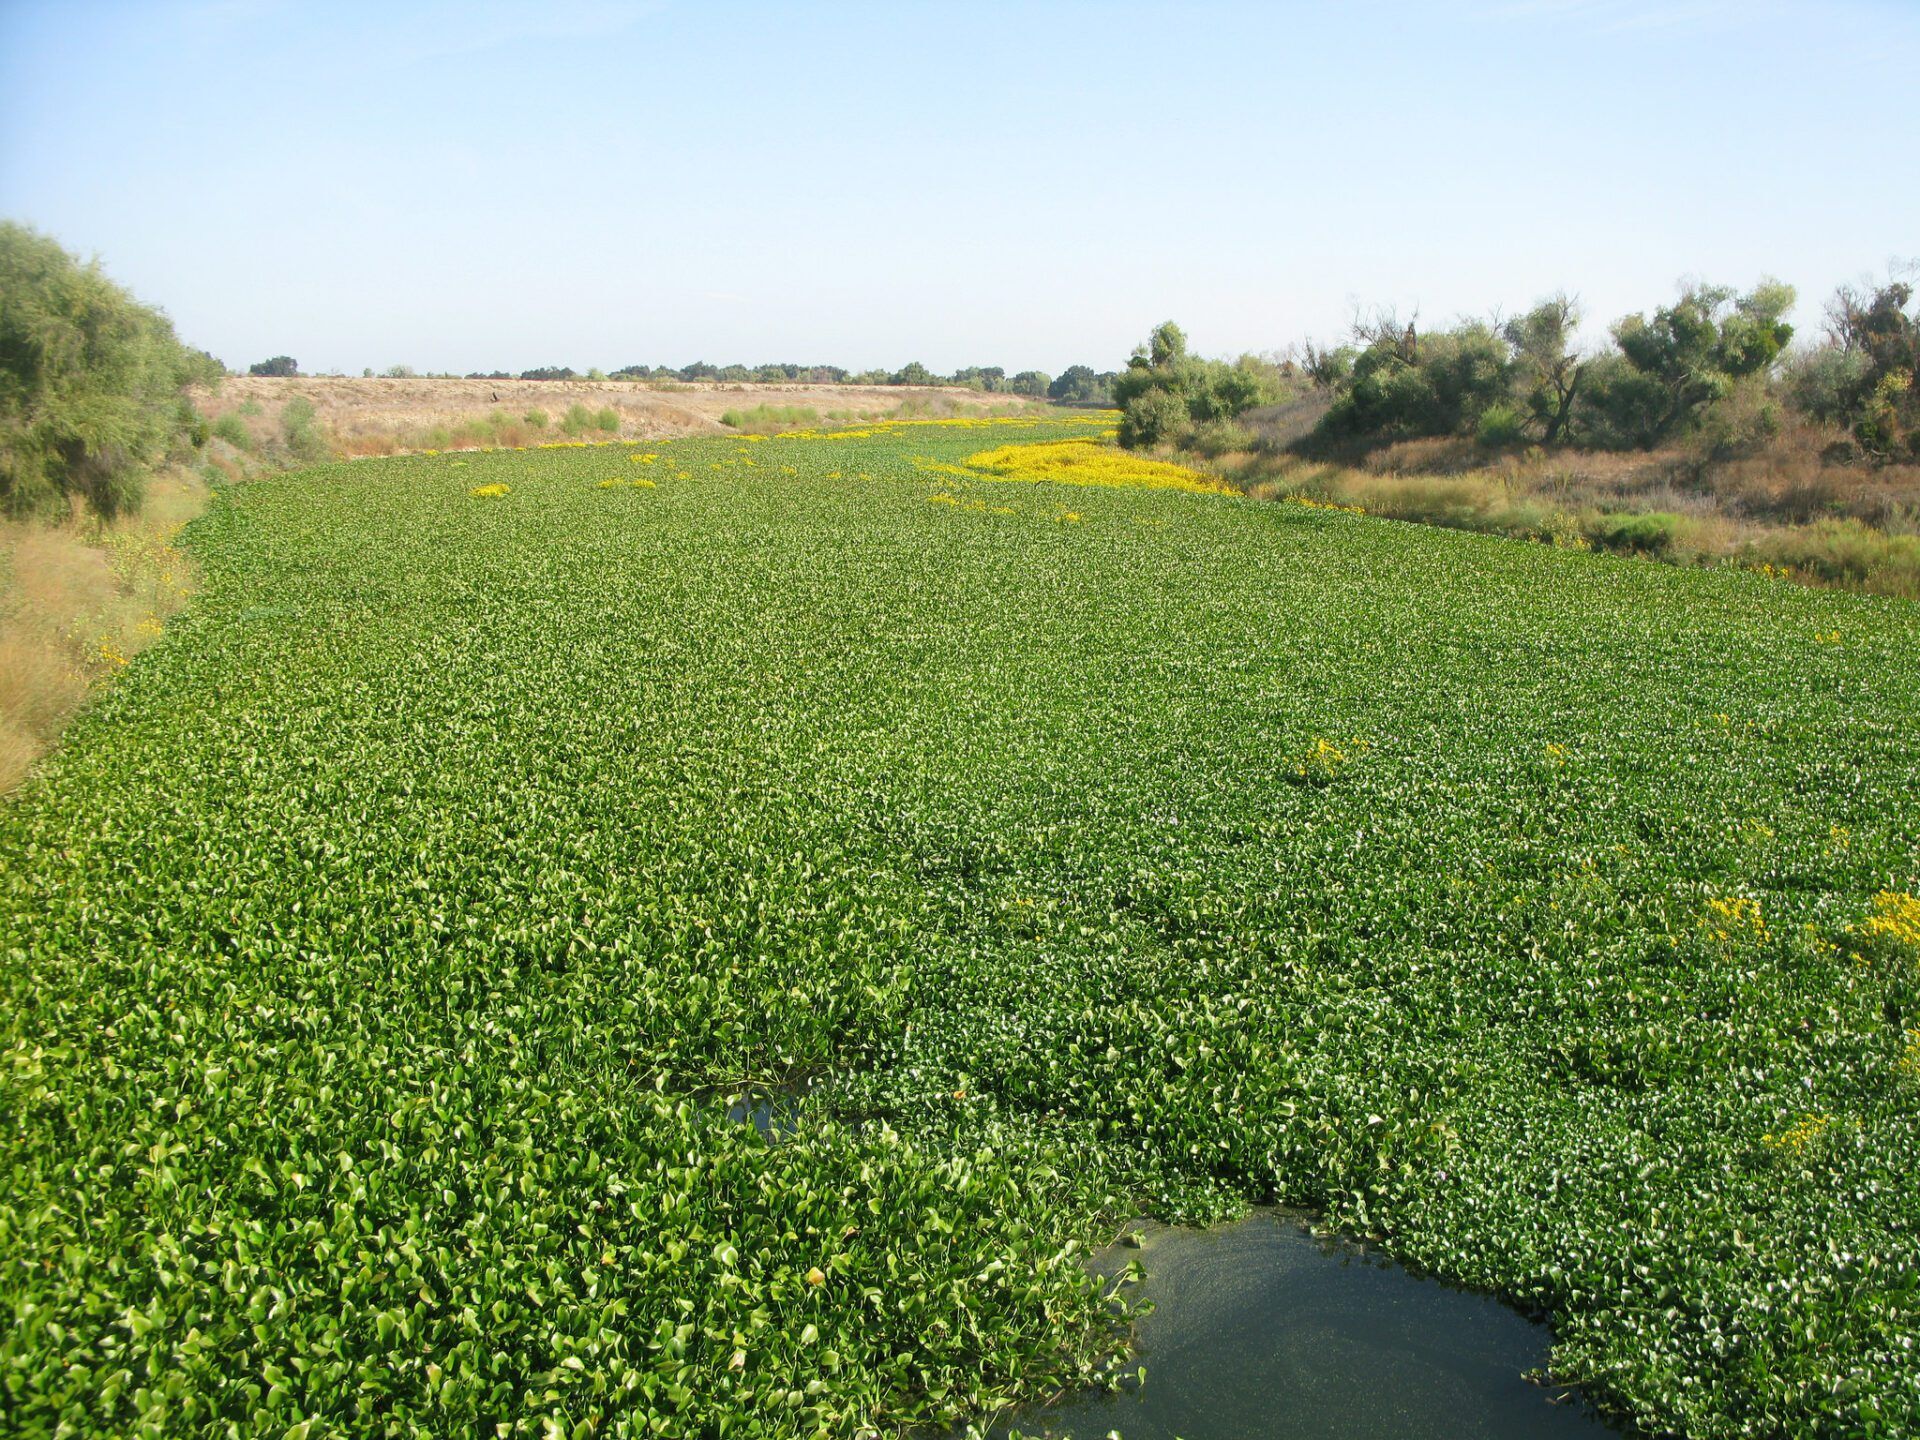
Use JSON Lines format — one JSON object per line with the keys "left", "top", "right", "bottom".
{"left": 1115, "top": 272, "right": 1920, "bottom": 466}
{"left": 252, "top": 358, "right": 1121, "bottom": 404}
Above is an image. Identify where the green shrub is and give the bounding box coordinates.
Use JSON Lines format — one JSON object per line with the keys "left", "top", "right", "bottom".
{"left": 279, "top": 396, "right": 328, "bottom": 463}
{"left": 524, "top": 409, "right": 548, "bottom": 429}
{"left": 1117, "top": 387, "right": 1192, "bottom": 448}
{"left": 1587, "top": 510, "right": 1683, "bottom": 555}
{"left": 1113, "top": 322, "right": 1280, "bottom": 450}
{"left": 210, "top": 414, "right": 251, "bottom": 452}
{"left": 720, "top": 405, "right": 821, "bottom": 433}
{"left": 0, "top": 223, "right": 221, "bottom": 518}
{"left": 1475, "top": 403, "right": 1526, "bottom": 448}
{"left": 593, "top": 405, "right": 620, "bottom": 433}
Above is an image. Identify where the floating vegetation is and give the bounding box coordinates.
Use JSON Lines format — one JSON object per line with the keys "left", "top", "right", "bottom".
{"left": 1, "top": 416, "right": 1916, "bottom": 1438}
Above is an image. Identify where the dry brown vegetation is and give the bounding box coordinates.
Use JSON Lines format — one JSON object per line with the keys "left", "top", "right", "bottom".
{"left": 195, "top": 377, "right": 1039, "bottom": 458}
{"left": 1191, "top": 407, "right": 1920, "bottom": 599}
{"left": 0, "top": 469, "right": 204, "bottom": 793}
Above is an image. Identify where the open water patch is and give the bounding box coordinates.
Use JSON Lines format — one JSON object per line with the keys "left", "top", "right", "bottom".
{"left": 724, "top": 1087, "right": 803, "bottom": 1138}
{"left": 1000, "top": 1209, "right": 1619, "bottom": 1439}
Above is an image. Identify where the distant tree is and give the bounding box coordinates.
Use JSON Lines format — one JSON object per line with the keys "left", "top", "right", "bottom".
{"left": 1300, "top": 339, "right": 1355, "bottom": 391}
{"left": 1788, "top": 274, "right": 1919, "bottom": 460}
{"left": 1316, "top": 311, "right": 1511, "bottom": 443}
{"left": 518, "top": 365, "right": 576, "bottom": 381}
{"left": 678, "top": 362, "right": 718, "bottom": 382}
{"left": 1502, "top": 296, "right": 1585, "bottom": 444}
{"left": 249, "top": 355, "right": 298, "bottom": 377}
{"left": 1048, "top": 365, "right": 1113, "bottom": 403}
{"left": 610, "top": 365, "right": 652, "bottom": 379}
{"left": 1147, "top": 321, "right": 1187, "bottom": 368}
{"left": 1602, "top": 280, "right": 1794, "bottom": 443}
{"left": 383, "top": 364, "right": 419, "bottom": 379}
{"left": 1112, "top": 321, "right": 1278, "bottom": 447}
{"left": 888, "top": 361, "right": 934, "bottom": 386}
{"left": 1007, "top": 370, "right": 1052, "bottom": 398}
{"left": 0, "top": 221, "right": 221, "bottom": 518}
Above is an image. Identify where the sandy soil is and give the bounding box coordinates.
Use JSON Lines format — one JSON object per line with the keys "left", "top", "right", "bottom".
{"left": 195, "top": 376, "right": 1037, "bottom": 447}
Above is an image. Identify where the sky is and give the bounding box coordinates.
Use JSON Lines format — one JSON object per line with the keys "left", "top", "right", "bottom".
{"left": 2, "top": 0, "right": 1916, "bottom": 376}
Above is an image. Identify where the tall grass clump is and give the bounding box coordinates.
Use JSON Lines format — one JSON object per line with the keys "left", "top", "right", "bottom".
{"left": 559, "top": 402, "right": 622, "bottom": 438}
{"left": 720, "top": 404, "right": 820, "bottom": 433}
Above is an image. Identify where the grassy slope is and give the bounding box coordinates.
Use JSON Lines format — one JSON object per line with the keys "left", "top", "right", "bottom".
{"left": 2, "top": 420, "right": 1917, "bottom": 1438}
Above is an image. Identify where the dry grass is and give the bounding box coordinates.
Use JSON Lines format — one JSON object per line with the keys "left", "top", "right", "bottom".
{"left": 0, "top": 470, "right": 204, "bottom": 794}
{"left": 1203, "top": 409, "right": 1920, "bottom": 600}
{"left": 196, "top": 377, "right": 1040, "bottom": 461}
{"left": 1219, "top": 449, "right": 1920, "bottom": 598}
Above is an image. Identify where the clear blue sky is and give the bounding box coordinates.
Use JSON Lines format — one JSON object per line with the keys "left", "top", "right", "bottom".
{"left": 2, "top": 0, "right": 1915, "bottom": 376}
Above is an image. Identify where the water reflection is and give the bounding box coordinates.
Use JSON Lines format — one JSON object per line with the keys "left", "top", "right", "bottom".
{"left": 1000, "top": 1210, "right": 1617, "bottom": 1439}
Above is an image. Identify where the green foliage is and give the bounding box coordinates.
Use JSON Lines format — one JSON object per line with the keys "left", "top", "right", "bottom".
{"left": 558, "top": 403, "right": 621, "bottom": 437}
{"left": 0, "top": 222, "right": 220, "bottom": 518}
{"left": 1586, "top": 509, "right": 1684, "bottom": 554}
{"left": 209, "top": 413, "right": 252, "bottom": 452}
{"left": 889, "top": 360, "right": 934, "bottom": 385}
{"left": 1787, "top": 278, "right": 1920, "bottom": 461}
{"left": 248, "top": 355, "right": 298, "bottom": 377}
{"left": 518, "top": 365, "right": 576, "bottom": 381}
{"left": 1114, "top": 322, "right": 1279, "bottom": 449}
{"left": 1475, "top": 402, "right": 1526, "bottom": 448}
{"left": 1047, "top": 365, "right": 1116, "bottom": 404}
{"left": 1503, "top": 297, "right": 1585, "bottom": 444}
{"left": 2, "top": 417, "right": 1917, "bottom": 1438}
{"left": 1318, "top": 319, "right": 1513, "bottom": 442}
{"left": 719, "top": 404, "right": 820, "bottom": 433}
{"left": 1593, "top": 281, "right": 1795, "bottom": 445}
{"left": 1006, "top": 369, "right": 1052, "bottom": 398}
{"left": 1567, "top": 353, "right": 1668, "bottom": 449}
{"left": 1116, "top": 386, "right": 1191, "bottom": 447}
{"left": 278, "top": 396, "right": 328, "bottom": 464}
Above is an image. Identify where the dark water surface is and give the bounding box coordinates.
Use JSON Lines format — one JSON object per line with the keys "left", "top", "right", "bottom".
{"left": 1000, "top": 1210, "right": 1619, "bottom": 1440}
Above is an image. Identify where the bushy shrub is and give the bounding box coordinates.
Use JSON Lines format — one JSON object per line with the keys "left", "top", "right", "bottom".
{"left": 1117, "top": 387, "right": 1192, "bottom": 448}
{"left": 557, "top": 403, "right": 620, "bottom": 437}
{"left": 0, "top": 223, "right": 221, "bottom": 518}
{"left": 1474, "top": 403, "right": 1520, "bottom": 449}
{"left": 279, "top": 396, "right": 328, "bottom": 463}
{"left": 1688, "top": 376, "right": 1782, "bottom": 463}
{"left": 1114, "top": 322, "right": 1280, "bottom": 450}
{"left": 1587, "top": 510, "right": 1683, "bottom": 555}
{"left": 210, "top": 413, "right": 252, "bottom": 452}
{"left": 1476, "top": 403, "right": 1526, "bottom": 448}
{"left": 1048, "top": 365, "right": 1115, "bottom": 404}
{"left": 248, "top": 355, "right": 298, "bottom": 377}
{"left": 1569, "top": 354, "right": 1669, "bottom": 449}
{"left": 1315, "top": 320, "right": 1511, "bottom": 443}
{"left": 1591, "top": 281, "right": 1794, "bottom": 446}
